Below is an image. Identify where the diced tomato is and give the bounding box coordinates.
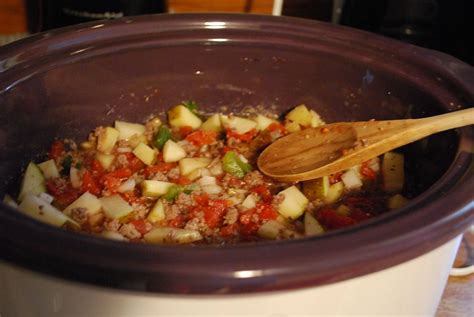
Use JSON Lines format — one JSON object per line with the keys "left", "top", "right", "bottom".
{"left": 202, "top": 199, "right": 228, "bottom": 228}
{"left": 186, "top": 130, "right": 218, "bottom": 146}
{"left": 267, "top": 122, "right": 286, "bottom": 134}
{"left": 120, "top": 191, "right": 145, "bottom": 204}
{"left": 251, "top": 185, "right": 273, "bottom": 203}
{"left": 179, "top": 126, "right": 194, "bottom": 138}
{"left": 226, "top": 128, "right": 257, "bottom": 143}
{"left": 101, "top": 175, "right": 122, "bottom": 194}
{"left": 46, "top": 179, "right": 80, "bottom": 208}
{"left": 144, "top": 163, "right": 176, "bottom": 177}
{"left": 104, "top": 167, "right": 132, "bottom": 179}
{"left": 221, "top": 146, "right": 233, "bottom": 154}
{"left": 240, "top": 222, "right": 259, "bottom": 236}
{"left": 167, "top": 215, "right": 185, "bottom": 228}
{"left": 48, "top": 141, "right": 65, "bottom": 161}
{"left": 257, "top": 203, "right": 278, "bottom": 221}
{"left": 316, "top": 208, "right": 356, "bottom": 230}
{"left": 130, "top": 219, "right": 150, "bottom": 235}
{"left": 119, "top": 152, "right": 145, "bottom": 174}
{"left": 361, "top": 161, "right": 377, "bottom": 180}
{"left": 329, "top": 172, "right": 343, "bottom": 185}
{"left": 239, "top": 210, "right": 253, "bottom": 225}
{"left": 176, "top": 176, "right": 192, "bottom": 186}
{"left": 194, "top": 193, "right": 209, "bottom": 206}
{"left": 90, "top": 159, "right": 104, "bottom": 175}
{"left": 220, "top": 223, "right": 239, "bottom": 237}
{"left": 82, "top": 170, "right": 102, "bottom": 196}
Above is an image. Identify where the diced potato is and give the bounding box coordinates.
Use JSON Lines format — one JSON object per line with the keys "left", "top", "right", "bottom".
{"left": 241, "top": 194, "right": 257, "bottom": 210}
{"left": 70, "top": 167, "right": 81, "bottom": 188}
{"left": 225, "top": 116, "right": 257, "bottom": 134}
{"left": 118, "top": 178, "right": 136, "bottom": 193}
{"left": 102, "top": 231, "right": 128, "bottom": 241}
{"left": 162, "top": 140, "right": 187, "bottom": 163}
{"left": 64, "top": 192, "right": 102, "bottom": 216}
{"left": 38, "top": 159, "right": 60, "bottom": 179}
{"left": 95, "top": 153, "right": 115, "bottom": 170}
{"left": 258, "top": 220, "right": 300, "bottom": 240}
{"left": 141, "top": 180, "right": 174, "bottom": 197}
{"left": 144, "top": 227, "right": 203, "bottom": 244}
{"left": 336, "top": 204, "right": 351, "bottom": 216}
{"left": 388, "top": 194, "right": 409, "bottom": 210}
{"left": 284, "top": 120, "right": 301, "bottom": 133}
{"left": 3, "top": 194, "right": 19, "bottom": 208}
{"left": 18, "top": 162, "right": 46, "bottom": 202}
{"left": 309, "top": 110, "right": 325, "bottom": 128}
{"left": 304, "top": 212, "right": 324, "bottom": 236}
{"left": 99, "top": 195, "right": 134, "bottom": 219}
{"left": 147, "top": 199, "right": 165, "bottom": 222}
{"left": 219, "top": 114, "right": 230, "bottom": 127}
{"left": 114, "top": 120, "right": 146, "bottom": 140}
{"left": 253, "top": 114, "right": 277, "bottom": 131}
{"left": 325, "top": 181, "right": 344, "bottom": 204}
{"left": 382, "top": 152, "right": 405, "bottom": 193}
{"left": 19, "top": 194, "right": 77, "bottom": 227}
{"left": 97, "top": 127, "right": 119, "bottom": 154}
{"left": 132, "top": 142, "right": 156, "bottom": 166}
{"left": 302, "top": 176, "right": 329, "bottom": 202}
{"left": 286, "top": 104, "right": 312, "bottom": 127}
{"left": 179, "top": 157, "right": 211, "bottom": 176}
{"left": 341, "top": 169, "right": 363, "bottom": 190}
{"left": 168, "top": 105, "right": 202, "bottom": 129}
{"left": 277, "top": 185, "right": 309, "bottom": 221}
{"left": 201, "top": 114, "right": 222, "bottom": 132}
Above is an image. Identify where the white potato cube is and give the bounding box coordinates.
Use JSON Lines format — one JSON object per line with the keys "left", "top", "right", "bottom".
{"left": 114, "top": 120, "right": 146, "bottom": 140}
{"left": 201, "top": 114, "right": 222, "bottom": 132}
{"left": 99, "top": 195, "right": 134, "bottom": 219}
{"left": 341, "top": 169, "right": 363, "bottom": 190}
{"left": 309, "top": 110, "right": 325, "bottom": 127}
{"left": 18, "top": 162, "right": 46, "bottom": 202}
{"left": 133, "top": 142, "right": 156, "bottom": 166}
{"left": 64, "top": 192, "right": 102, "bottom": 216}
{"left": 97, "top": 127, "right": 119, "bottom": 154}
{"left": 141, "top": 180, "right": 174, "bottom": 197}
{"left": 253, "top": 114, "right": 277, "bottom": 131}
{"left": 277, "top": 186, "right": 309, "bottom": 221}
{"left": 168, "top": 105, "right": 202, "bottom": 129}
{"left": 286, "top": 104, "right": 312, "bottom": 127}
{"left": 226, "top": 116, "right": 257, "bottom": 134}
{"left": 38, "top": 159, "right": 60, "bottom": 179}
{"left": 382, "top": 152, "right": 405, "bottom": 193}
{"left": 179, "top": 157, "right": 211, "bottom": 176}
{"left": 147, "top": 200, "right": 165, "bottom": 222}
{"left": 19, "top": 194, "right": 77, "bottom": 227}
{"left": 163, "top": 140, "right": 187, "bottom": 163}
{"left": 95, "top": 153, "right": 115, "bottom": 170}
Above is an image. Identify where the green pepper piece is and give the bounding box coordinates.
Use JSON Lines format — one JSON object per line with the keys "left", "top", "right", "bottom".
{"left": 182, "top": 100, "right": 199, "bottom": 114}
{"left": 222, "top": 151, "right": 252, "bottom": 178}
{"left": 163, "top": 185, "right": 184, "bottom": 201}
{"left": 183, "top": 183, "right": 199, "bottom": 194}
{"left": 154, "top": 126, "right": 172, "bottom": 150}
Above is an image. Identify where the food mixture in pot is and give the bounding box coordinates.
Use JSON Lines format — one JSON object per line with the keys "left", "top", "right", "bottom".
{"left": 5, "top": 102, "right": 409, "bottom": 244}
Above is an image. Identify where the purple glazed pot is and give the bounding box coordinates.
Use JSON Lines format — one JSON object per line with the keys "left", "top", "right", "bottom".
{"left": 0, "top": 13, "right": 472, "bottom": 316}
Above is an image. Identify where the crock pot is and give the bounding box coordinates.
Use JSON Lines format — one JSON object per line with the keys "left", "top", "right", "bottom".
{"left": 0, "top": 13, "right": 473, "bottom": 317}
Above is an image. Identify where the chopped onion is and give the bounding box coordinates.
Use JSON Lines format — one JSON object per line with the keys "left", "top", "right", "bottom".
{"left": 117, "top": 147, "right": 132, "bottom": 153}
{"left": 202, "top": 185, "right": 222, "bottom": 194}
{"left": 102, "top": 231, "right": 128, "bottom": 241}
{"left": 118, "top": 178, "right": 136, "bottom": 193}
{"left": 238, "top": 154, "right": 249, "bottom": 163}
{"left": 198, "top": 175, "right": 216, "bottom": 187}
{"left": 39, "top": 192, "right": 54, "bottom": 204}
{"left": 241, "top": 194, "right": 257, "bottom": 209}
{"left": 70, "top": 167, "right": 81, "bottom": 188}
{"left": 209, "top": 162, "right": 223, "bottom": 176}
{"left": 341, "top": 169, "right": 363, "bottom": 189}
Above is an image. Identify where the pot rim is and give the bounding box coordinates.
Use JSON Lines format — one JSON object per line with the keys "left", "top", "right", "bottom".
{"left": 0, "top": 13, "right": 473, "bottom": 295}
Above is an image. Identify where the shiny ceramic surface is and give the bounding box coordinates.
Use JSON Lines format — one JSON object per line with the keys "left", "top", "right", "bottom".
{"left": 0, "top": 13, "right": 472, "bottom": 294}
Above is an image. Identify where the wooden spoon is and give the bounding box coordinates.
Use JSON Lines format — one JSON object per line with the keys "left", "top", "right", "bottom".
{"left": 258, "top": 107, "right": 474, "bottom": 182}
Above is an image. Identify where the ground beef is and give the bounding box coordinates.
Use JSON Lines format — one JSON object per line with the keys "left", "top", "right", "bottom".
{"left": 104, "top": 219, "right": 121, "bottom": 232}
{"left": 224, "top": 207, "right": 238, "bottom": 225}
{"left": 119, "top": 223, "right": 142, "bottom": 240}
{"left": 272, "top": 194, "right": 285, "bottom": 210}
{"left": 175, "top": 192, "right": 193, "bottom": 207}
{"left": 243, "top": 170, "right": 265, "bottom": 188}
{"left": 151, "top": 172, "right": 168, "bottom": 181}
{"left": 167, "top": 167, "right": 180, "bottom": 180}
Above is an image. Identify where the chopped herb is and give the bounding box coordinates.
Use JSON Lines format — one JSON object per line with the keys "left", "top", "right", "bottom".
{"left": 222, "top": 151, "right": 252, "bottom": 178}
{"left": 182, "top": 100, "right": 199, "bottom": 113}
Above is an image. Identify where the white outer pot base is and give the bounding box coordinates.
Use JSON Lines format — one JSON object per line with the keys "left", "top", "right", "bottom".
{"left": 0, "top": 235, "right": 461, "bottom": 317}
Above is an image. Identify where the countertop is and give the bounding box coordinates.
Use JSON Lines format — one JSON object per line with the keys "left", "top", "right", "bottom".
{"left": 436, "top": 230, "right": 474, "bottom": 317}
